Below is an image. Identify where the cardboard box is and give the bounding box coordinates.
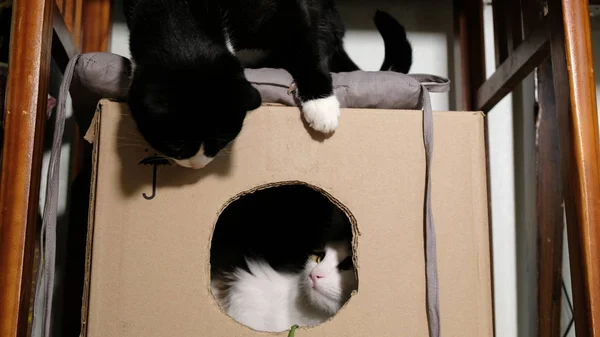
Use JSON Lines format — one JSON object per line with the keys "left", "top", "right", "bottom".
{"left": 82, "top": 100, "right": 493, "bottom": 336}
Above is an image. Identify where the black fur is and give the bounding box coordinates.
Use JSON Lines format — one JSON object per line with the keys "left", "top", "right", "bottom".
{"left": 124, "top": 0, "right": 412, "bottom": 162}
{"left": 210, "top": 184, "right": 353, "bottom": 274}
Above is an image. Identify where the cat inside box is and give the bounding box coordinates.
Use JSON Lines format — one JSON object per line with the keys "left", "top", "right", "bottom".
{"left": 210, "top": 184, "right": 357, "bottom": 332}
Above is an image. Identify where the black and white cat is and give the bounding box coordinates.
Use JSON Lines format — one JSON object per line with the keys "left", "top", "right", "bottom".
{"left": 211, "top": 240, "right": 357, "bottom": 332}
{"left": 209, "top": 185, "right": 357, "bottom": 331}
{"left": 123, "top": 0, "right": 412, "bottom": 168}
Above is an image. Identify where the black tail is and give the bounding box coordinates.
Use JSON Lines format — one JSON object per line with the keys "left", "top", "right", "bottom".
{"left": 329, "top": 10, "right": 412, "bottom": 74}
{"left": 374, "top": 10, "right": 412, "bottom": 73}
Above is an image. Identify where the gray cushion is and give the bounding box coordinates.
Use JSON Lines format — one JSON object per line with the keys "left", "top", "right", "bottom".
{"left": 246, "top": 67, "right": 449, "bottom": 109}
{"left": 69, "top": 52, "right": 449, "bottom": 133}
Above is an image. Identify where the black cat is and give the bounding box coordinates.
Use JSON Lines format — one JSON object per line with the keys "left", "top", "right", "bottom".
{"left": 124, "top": 0, "right": 412, "bottom": 169}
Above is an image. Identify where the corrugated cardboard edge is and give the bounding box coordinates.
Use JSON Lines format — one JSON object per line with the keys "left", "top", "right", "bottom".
{"left": 480, "top": 111, "right": 496, "bottom": 336}
{"left": 474, "top": 111, "right": 495, "bottom": 336}
{"left": 80, "top": 100, "right": 106, "bottom": 337}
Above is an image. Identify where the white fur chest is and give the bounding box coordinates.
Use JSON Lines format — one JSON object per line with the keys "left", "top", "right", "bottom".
{"left": 219, "top": 261, "right": 329, "bottom": 332}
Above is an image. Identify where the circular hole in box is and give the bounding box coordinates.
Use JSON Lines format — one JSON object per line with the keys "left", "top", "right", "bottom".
{"left": 209, "top": 181, "right": 358, "bottom": 333}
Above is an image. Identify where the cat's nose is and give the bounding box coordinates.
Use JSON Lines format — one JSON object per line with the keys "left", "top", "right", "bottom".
{"left": 310, "top": 273, "right": 325, "bottom": 283}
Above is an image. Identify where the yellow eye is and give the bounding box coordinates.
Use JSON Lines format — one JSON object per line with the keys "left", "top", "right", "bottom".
{"left": 311, "top": 251, "right": 325, "bottom": 263}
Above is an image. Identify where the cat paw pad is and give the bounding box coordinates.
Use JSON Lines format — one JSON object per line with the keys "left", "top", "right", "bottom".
{"left": 302, "top": 95, "right": 340, "bottom": 134}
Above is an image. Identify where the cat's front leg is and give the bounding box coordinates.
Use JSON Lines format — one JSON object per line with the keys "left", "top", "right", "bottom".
{"left": 282, "top": 44, "right": 340, "bottom": 134}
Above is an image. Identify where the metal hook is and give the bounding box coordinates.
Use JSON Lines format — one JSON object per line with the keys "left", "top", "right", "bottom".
{"left": 143, "top": 164, "right": 158, "bottom": 200}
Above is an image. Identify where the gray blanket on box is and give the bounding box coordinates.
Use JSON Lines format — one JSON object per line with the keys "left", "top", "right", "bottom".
{"left": 68, "top": 52, "right": 449, "bottom": 134}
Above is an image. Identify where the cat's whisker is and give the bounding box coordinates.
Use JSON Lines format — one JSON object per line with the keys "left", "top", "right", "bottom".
{"left": 116, "top": 142, "right": 146, "bottom": 147}
{"left": 117, "top": 143, "right": 147, "bottom": 149}
{"left": 116, "top": 142, "right": 147, "bottom": 147}
{"left": 116, "top": 135, "right": 143, "bottom": 139}
{"left": 116, "top": 137, "right": 146, "bottom": 144}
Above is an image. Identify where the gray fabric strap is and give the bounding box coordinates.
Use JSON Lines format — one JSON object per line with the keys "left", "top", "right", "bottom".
{"left": 32, "top": 53, "right": 81, "bottom": 337}
{"left": 420, "top": 84, "right": 440, "bottom": 337}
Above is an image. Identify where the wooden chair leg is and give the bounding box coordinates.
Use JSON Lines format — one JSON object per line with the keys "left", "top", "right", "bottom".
{"left": 536, "top": 56, "right": 564, "bottom": 337}
{"left": 549, "top": 0, "right": 600, "bottom": 336}
{"left": 0, "top": 0, "right": 55, "bottom": 336}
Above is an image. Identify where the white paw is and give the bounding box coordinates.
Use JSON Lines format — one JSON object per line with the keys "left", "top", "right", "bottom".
{"left": 302, "top": 95, "right": 340, "bottom": 134}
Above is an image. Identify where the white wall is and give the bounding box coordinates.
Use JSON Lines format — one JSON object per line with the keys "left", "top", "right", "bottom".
{"left": 110, "top": 0, "right": 130, "bottom": 58}
{"left": 481, "top": 5, "right": 519, "bottom": 337}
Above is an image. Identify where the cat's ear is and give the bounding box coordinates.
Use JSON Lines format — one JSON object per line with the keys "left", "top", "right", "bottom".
{"left": 238, "top": 79, "right": 262, "bottom": 111}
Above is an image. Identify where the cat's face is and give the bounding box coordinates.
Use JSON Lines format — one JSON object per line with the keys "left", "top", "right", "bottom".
{"left": 301, "top": 241, "right": 357, "bottom": 315}
{"left": 127, "top": 63, "right": 261, "bottom": 169}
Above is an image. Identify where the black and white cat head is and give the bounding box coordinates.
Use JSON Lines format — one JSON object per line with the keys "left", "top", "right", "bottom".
{"left": 127, "top": 59, "right": 261, "bottom": 169}
{"left": 301, "top": 241, "right": 357, "bottom": 314}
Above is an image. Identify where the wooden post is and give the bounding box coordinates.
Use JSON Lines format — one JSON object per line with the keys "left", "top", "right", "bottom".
{"left": 0, "top": 0, "right": 55, "bottom": 336}
{"left": 454, "top": 0, "right": 486, "bottom": 111}
{"left": 549, "top": 0, "right": 600, "bottom": 335}
{"left": 535, "top": 56, "right": 564, "bottom": 337}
